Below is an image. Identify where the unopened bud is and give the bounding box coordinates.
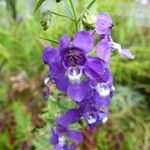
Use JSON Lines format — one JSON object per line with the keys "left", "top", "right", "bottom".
{"left": 82, "top": 10, "right": 97, "bottom": 30}
{"left": 40, "top": 10, "right": 52, "bottom": 31}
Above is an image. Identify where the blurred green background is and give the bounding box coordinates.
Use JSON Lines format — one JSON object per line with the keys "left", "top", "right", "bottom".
{"left": 0, "top": 0, "right": 150, "bottom": 150}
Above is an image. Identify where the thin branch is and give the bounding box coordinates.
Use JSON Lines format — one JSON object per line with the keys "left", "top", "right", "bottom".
{"left": 0, "top": 59, "right": 7, "bottom": 74}
{"left": 69, "top": 0, "right": 78, "bottom": 32}
{"left": 50, "top": 10, "right": 74, "bottom": 21}
{"left": 40, "top": 36, "right": 59, "bottom": 44}
{"left": 77, "top": 0, "right": 97, "bottom": 22}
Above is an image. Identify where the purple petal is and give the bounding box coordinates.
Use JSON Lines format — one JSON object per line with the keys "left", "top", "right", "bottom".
{"left": 54, "top": 144, "right": 63, "bottom": 150}
{"left": 67, "top": 130, "right": 83, "bottom": 144}
{"left": 54, "top": 76, "right": 69, "bottom": 92}
{"left": 84, "top": 112, "right": 98, "bottom": 129}
{"left": 93, "top": 91, "right": 110, "bottom": 106}
{"left": 96, "top": 40, "right": 111, "bottom": 62}
{"left": 64, "top": 144, "right": 76, "bottom": 150}
{"left": 98, "top": 112, "right": 108, "bottom": 123}
{"left": 51, "top": 62, "right": 65, "bottom": 79}
{"left": 96, "top": 13, "right": 113, "bottom": 35}
{"left": 43, "top": 86, "right": 50, "bottom": 100}
{"left": 67, "top": 81, "right": 91, "bottom": 102}
{"left": 42, "top": 46, "right": 57, "bottom": 65}
{"left": 50, "top": 129, "right": 59, "bottom": 145}
{"left": 73, "top": 31, "right": 93, "bottom": 53}
{"left": 119, "top": 49, "right": 135, "bottom": 59}
{"left": 58, "top": 35, "right": 71, "bottom": 50}
{"left": 85, "top": 57, "right": 110, "bottom": 82}
{"left": 58, "top": 109, "right": 81, "bottom": 127}
{"left": 50, "top": 62, "right": 69, "bottom": 92}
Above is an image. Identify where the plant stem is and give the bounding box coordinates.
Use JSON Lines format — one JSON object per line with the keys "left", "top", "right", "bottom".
{"left": 69, "top": 0, "right": 78, "bottom": 32}
{"left": 0, "top": 59, "right": 6, "bottom": 74}
{"left": 40, "top": 36, "right": 59, "bottom": 44}
{"left": 77, "top": 0, "right": 97, "bottom": 22}
{"left": 91, "top": 30, "right": 96, "bottom": 36}
{"left": 50, "top": 10, "right": 74, "bottom": 21}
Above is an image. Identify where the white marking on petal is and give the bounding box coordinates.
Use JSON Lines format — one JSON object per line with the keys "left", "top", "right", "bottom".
{"left": 88, "top": 117, "right": 97, "bottom": 124}
{"left": 111, "top": 85, "right": 115, "bottom": 91}
{"left": 96, "top": 83, "right": 110, "bottom": 97}
{"left": 102, "top": 117, "right": 108, "bottom": 123}
{"left": 68, "top": 68, "right": 82, "bottom": 82}
{"left": 59, "top": 136, "right": 66, "bottom": 146}
{"left": 44, "top": 77, "right": 50, "bottom": 85}
{"left": 113, "top": 42, "right": 122, "bottom": 53}
{"left": 86, "top": 115, "right": 97, "bottom": 124}
{"left": 113, "top": 42, "right": 135, "bottom": 59}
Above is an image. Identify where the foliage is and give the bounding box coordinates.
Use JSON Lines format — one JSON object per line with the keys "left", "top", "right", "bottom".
{"left": 34, "top": 0, "right": 46, "bottom": 13}
{"left": 0, "top": 0, "right": 150, "bottom": 149}
{"left": 98, "top": 86, "right": 150, "bottom": 150}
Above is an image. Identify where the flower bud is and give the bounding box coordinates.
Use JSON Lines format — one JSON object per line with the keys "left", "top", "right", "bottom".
{"left": 40, "top": 10, "right": 52, "bottom": 31}
{"left": 82, "top": 10, "right": 97, "bottom": 30}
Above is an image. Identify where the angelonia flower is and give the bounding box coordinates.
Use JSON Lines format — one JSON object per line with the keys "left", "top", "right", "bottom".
{"left": 42, "top": 12, "right": 134, "bottom": 149}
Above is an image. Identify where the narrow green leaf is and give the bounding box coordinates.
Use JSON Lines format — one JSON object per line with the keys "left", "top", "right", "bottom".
{"left": 77, "top": 0, "right": 97, "bottom": 22}
{"left": 62, "top": 3, "right": 73, "bottom": 18}
{"left": 87, "top": 0, "right": 97, "bottom": 9}
{"left": 34, "top": 0, "right": 46, "bottom": 13}
{"left": 39, "top": 36, "right": 59, "bottom": 44}
{"left": 50, "top": 10, "right": 74, "bottom": 20}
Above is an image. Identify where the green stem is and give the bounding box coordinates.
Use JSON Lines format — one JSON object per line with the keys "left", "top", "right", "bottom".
{"left": 69, "top": 0, "right": 78, "bottom": 32}
{"left": 40, "top": 36, "right": 59, "bottom": 44}
{"left": 77, "top": 0, "right": 97, "bottom": 22}
{"left": 91, "top": 30, "right": 96, "bottom": 36}
{"left": 50, "top": 10, "right": 74, "bottom": 21}
{"left": 0, "top": 59, "right": 6, "bottom": 74}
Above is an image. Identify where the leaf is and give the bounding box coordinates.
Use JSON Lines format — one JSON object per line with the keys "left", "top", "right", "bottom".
{"left": 87, "top": 0, "right": 97, "bottom": 9}
{"left": 33, "top": 136, "right": 49, "bottom": 148}
{"left": 40, "top": 36, "right": 59, "bottom": 44}
{"left": 0, "top": 132, "right": 12, "bottom": 149}
{"left": 0, "top": 44, "right": 10, "bottom": 59}
{"left": 62, "top": 3, "right": 73, "bottom": 18}
{"left": 40, "top": 10, "right": 52, "bottom": 31}
{"left": 12, "top": 101, "right": 33, "bottom": 139}
{"left": 77, "top": 0, "right": 97, "bottom": 21}
{"left": 34, "top": 0, "right": 46, "bottom": 13}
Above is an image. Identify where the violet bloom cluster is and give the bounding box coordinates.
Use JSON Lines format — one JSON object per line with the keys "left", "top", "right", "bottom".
{"left": 42, "top": 13, "right": 134, "bottom": 150}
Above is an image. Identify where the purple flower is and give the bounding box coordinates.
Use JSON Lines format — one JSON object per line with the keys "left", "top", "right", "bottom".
{"left": 96, "top": 34, "right": 113, "bottom": 62}
{"left": 96, "top": 13, "right": 113, "bottom": 35}
{"left": 55, "top": 84, "right": 112, "bottom": 131}
{"left": 50, "top": 127, "right": 82, "bottom": 150}
{"left": 84, "top": 56, "right": 110, "bottom": 82}
{"left": 112, "top": 43, "right": 135, "bottom": 59}
{"left": 43, "top": 31, "right": 113, "bottom": 102}
{"left": 76, "top": 91, "right": 111, "bottom": 130}
{"left": 57, "top": 109, "right": 82, "bottom": 127}
{"left": 41, "top": 6, "right": 135, "bottom": 148}
{"left": 43, "top": 32, "right": 93, "bottom": 101}
{"left": 96, "top": 13, "right": 134, "bottom": 62}
{"left": 95, "top": 13, "right": 113, "bottom": 62}
{"left": 63, "top": 144, "right": 76, "bottom": 150}
{"left": 50, "top": 109, "right": 83, "bottom": 149}
{"left": 86, "top": 57, "right": 114, "bottom": 99}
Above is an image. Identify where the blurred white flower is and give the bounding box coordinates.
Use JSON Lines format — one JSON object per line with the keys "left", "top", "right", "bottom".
{"left": 137, "top": 0, "right": 149, "bottom": 5}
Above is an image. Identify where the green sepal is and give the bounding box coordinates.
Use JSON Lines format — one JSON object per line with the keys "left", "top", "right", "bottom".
{"left": 40, "top": 10, "right": 52, "bottom": 31}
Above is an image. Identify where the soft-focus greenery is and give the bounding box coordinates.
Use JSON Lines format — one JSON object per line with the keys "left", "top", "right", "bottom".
{"left": 0, "top": 0, "right": 150, "bottom": 150}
